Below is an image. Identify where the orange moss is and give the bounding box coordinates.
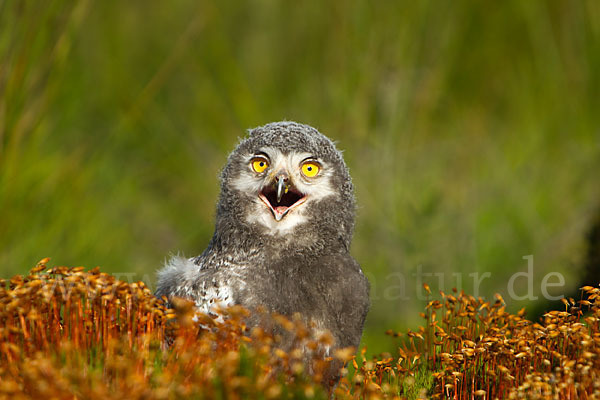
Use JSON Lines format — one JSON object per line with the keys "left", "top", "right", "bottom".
{"left": 2, "top": 259, "right": 600, "bottom": 399}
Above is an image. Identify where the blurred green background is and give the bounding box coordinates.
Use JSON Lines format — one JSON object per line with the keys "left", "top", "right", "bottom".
{"left": 1, "top": 0, "right": 599, "bottom": 355}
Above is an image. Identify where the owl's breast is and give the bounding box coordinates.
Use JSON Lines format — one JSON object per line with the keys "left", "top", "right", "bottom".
{"left": 232, "top": 258, "right": 338, "bottom": 317}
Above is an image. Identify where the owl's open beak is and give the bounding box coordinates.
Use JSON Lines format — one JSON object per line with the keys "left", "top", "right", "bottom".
{"left": 259, "top": 172, "right": 306, "bottom": 221}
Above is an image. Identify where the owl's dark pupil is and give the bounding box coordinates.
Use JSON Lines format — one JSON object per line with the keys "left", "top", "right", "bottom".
{"left": 260, "top": 162, "right": 264, "bottom": 167}
{"left": 307, "top": 166, "right": 312, "bottom": 171}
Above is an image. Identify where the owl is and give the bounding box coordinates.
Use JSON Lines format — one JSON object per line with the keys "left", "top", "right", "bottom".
{"left": 156, "top": 121, "right": 369, "bottom": 384}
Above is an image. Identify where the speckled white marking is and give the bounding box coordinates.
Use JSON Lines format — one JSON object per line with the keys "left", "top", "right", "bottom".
{"left": 159, "top": 256, "right": 235, "bottom": 318}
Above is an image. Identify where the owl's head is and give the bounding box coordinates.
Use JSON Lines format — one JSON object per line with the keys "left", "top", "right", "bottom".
{"left": 215, "top": 122, "right": 355, "bottom": 253}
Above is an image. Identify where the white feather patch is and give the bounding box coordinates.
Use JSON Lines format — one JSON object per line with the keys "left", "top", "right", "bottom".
{"left": 159, "top": 256, "right": 234, "bottom": 321}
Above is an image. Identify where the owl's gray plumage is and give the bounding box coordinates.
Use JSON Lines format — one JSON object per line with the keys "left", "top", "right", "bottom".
{"left": 156, "top": 121, "right": 369, "bottom": 382}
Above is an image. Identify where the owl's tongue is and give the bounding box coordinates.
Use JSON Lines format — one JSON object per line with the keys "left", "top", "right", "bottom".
{"left": 274, "top": 205, "right": 289, "bottom": 213}
{"left": 270, "top": 202, "right": 299, "bottom": 221}
{"left": 272, "top": 205, "right": 292, "bottom": 220}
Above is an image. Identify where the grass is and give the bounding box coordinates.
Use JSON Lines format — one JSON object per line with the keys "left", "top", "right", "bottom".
{"left": 1, "top": 0, "right": 600, "bottom": 358}
{"left": 3, "top": 259, "right": 600, "bottom": 399}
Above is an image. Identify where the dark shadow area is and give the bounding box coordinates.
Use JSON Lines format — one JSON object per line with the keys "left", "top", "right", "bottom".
{"left": 529, "top": 206, "right": 600, "bottom": 321}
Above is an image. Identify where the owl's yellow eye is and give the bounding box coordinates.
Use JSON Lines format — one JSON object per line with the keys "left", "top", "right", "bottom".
{"left": 251, "top": 158, "right": 269, "bottom": 173}
{"left": 301, "top": 162, "right": 320, "bottom": 178}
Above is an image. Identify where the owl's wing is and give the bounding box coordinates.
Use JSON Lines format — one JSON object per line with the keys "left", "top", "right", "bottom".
{"left": 317, "top": 253, "right": 370, "bottom": 349}
{"left": 156, "top": 256, "right": 234, "bottom": 317}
